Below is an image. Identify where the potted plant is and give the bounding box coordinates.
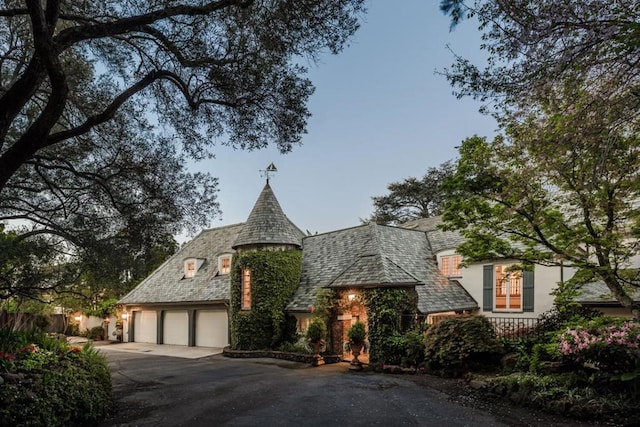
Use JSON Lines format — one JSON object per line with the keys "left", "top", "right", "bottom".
{"left": 347, "top": 321, "right": 367, "bottom": 371}
{"left": 306, "top": 317, "right": 327, "bottom": 366}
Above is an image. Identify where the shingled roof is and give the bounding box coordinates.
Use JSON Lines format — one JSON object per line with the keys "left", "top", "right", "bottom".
{"left": 401, "top": 216, "right": 466, "bottom": 253}
{"left": 118, "top": 223, "right": 244, "bottom": 305}
{"left": 287, "top": 223, "right": 477, "bottom": 314}
{"left": 575, "top": 282, "right": 640, "bottom": 306}
{"left": 232, "top": 182, "right": 304, "bottom": 249}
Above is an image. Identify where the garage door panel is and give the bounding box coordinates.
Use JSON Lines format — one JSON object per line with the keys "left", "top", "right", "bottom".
{"left": 134, "top": 311, "right": 157, "bottom": 344}
{"left": 164, "top": 311, "right": 188, "bottom": 346}
{"left": 196, "top": 310, "right": 228, "bottom": 348}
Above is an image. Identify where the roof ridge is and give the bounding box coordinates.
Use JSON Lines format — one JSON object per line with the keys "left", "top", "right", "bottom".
{"left": 302, "top": 222, "right": 369, "bottom": 240}
{"left": 199, "top": 222, "right": 245, "bottom": 233}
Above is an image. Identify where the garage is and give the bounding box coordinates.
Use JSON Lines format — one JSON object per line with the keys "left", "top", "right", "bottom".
{"left": 133, "top": 310, "right": 157, "bottom": 343}
{"left": 163, "top": 311, "right": 189, "bottom": 346}
{"left": 195, "top": 309, "right": 229, "bottom": 348}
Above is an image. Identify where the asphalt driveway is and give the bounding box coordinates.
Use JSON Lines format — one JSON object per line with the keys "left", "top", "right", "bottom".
{"left": 100, "top": 350, "right": 592, "bottom": 427}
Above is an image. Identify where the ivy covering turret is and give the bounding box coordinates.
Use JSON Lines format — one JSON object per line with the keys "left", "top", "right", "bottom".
{"left": 230, "top": 181, "right": 304, "bottom": 350}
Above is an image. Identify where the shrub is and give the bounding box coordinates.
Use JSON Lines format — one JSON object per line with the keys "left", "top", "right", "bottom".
{"left": 382, "top": 331, "right": 425, "bottom": 367}
{"left": 532, "top": 305, "right": 601, "bottom": 343}
{"left": 424, "top": 316, "right": 503, "bottom": 376}
{"left": 347, "top": 321, "right": 367, "bottom": 345}
{"left": 306, "top": 318, "right": 327, "bottom": 344}
{"left": 277, "top": 334, "right": 311, "bottom": 354}
{"left": 558, "top": 320, "right": 640, "bottom": 373}
{"left": 88, "top": 326, "right": 105, "bottom": 340}
{"left": 485, "top": 371, "right": 640, "bottom": 423}
{"left": 0, "top": 330, "right": 112, "bottom": 426}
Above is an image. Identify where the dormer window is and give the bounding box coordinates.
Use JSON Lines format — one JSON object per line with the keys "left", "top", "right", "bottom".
{"left": 184, "top": 258, "right": 205, "bottom": 278}
{"left": 185, "top": 260, "right": 196, "bottom": 278}
{"left": 218, "top": 254, "right": 232, "bottom": 275}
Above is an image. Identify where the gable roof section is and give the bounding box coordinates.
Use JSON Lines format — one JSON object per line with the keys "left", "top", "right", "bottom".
{"left": 232, "top": 182, "right": 304, "bottom": 249}
{"left": 375, "top": 224, "right": 477, "bottom": 313}
{"left": 287, "top": 223, "right": 478, "bottom": 313}
{"left": 119, "top": 223, "right": 244, "bottom": 305}
{"left": 329, "top": 254, "right": 422, "bottom": 287}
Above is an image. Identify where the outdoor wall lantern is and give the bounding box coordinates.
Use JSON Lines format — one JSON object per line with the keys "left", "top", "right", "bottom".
{"left": 74, "top": 315, "right": 82, "bottom": 322}
{"left": 121, "top": 313, "right": 128, "bottom": 320}
{"left": 348, "top": 293, "right": 356, "bottom": 301}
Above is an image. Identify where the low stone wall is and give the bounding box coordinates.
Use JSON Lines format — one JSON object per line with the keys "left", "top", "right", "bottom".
{"left": 223, "top": 348, "right": 342, "bottom": 364}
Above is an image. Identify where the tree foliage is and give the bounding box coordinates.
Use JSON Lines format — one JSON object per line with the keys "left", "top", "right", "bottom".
{"left": 440, "top": 0, "right": 640, "bottom": 118}
{"left": 0, "top": 224, "right": 76, "bottom": 301}
{"left": 439, "top": 1, "right": 640, "bottom": 317}
{"left": 443, "top": 124, "right": 640, "bottom": 317}
{"left": 0, "top": 0, "right": 364, "bottom": 301}
{"left": 369, "top": 161, "right": 455, "bottom": 225}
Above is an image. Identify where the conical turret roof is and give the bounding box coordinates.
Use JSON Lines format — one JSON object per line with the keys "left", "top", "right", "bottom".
{"left": 232, "top": 182, "right": 304, "bottom": 249}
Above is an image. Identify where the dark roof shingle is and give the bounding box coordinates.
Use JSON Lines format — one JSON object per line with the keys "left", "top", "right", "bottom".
{"left": 287, "top": 223, "right": 478, "bottom": 313}
{"left": 118, "top": 223, "right": 243, "bottom": 305}
{"left": 232, "top": 182, "right": 304, "bottom": 249}
{"left": 575, "top": 282, "right": 640, "bottom": 305}
{"left": 401, "top": 216, "right": 466, "bottom": 253}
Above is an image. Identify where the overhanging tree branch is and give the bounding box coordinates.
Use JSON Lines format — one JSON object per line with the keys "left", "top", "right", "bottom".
{"left": 55, "top": 0, "right": 253, "bottom": 48}
{"left": 47, "top": 70, "right": 190, "bottom": 146}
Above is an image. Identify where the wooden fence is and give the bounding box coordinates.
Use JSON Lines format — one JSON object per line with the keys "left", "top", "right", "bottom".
{"left": 0, "top": 311, "right": 66, "bottom": 332}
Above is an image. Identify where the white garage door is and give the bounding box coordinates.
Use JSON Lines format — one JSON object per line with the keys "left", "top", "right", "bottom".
{"left": 133, "top": 310, "right": 157, "bottom": 343}
{"left": 163, "top": 311, "right": 189, "bottom": 346}
{"left": 195, "top": 310, "right": 228, "bottom": 348}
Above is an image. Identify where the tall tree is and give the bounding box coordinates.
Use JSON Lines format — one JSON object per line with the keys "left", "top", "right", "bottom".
{"left": 438, "top": 0, "right": 640, "bottom": 317}
{"left": 0, "top": 0, "right": 365, "bottom": 300}
{"left": 443, "top": 88, "right": 640, "bottom": 318}
{"left": 369, "top": 161, "right": 455, "bottom": 225}
{"left": 439, "top": 0, "right": 640, "bottom": 123}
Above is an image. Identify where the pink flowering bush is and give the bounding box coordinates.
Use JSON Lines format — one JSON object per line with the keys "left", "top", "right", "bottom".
{"left": 558, "top": 321, "right": 640, "bottom": 373}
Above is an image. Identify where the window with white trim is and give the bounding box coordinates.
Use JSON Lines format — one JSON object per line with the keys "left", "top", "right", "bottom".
{"left": 494, "top": 265, "right": 522, "bottom": 310}
{"left": 184, "top": 259, "right": 196, "bottom": 278}
{"left": 218, "top": 255, "right": 232, "bottom": 275}
{"left": 440, "top": 255, "right": 462, "bottom": 277}
{"left": 184, "top": 258, "right": 205, "bottom": 279}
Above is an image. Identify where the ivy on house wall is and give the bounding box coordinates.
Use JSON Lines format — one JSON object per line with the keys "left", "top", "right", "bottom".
{"left": 230, "top": 250, "right": 302, "bottom": 350}
{"left": 363, "top": 288, "right": 418, "bottom": 364}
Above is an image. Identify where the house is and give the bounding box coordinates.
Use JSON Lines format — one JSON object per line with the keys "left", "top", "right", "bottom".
{"left": 118, "top": 180, "right": 478, "bottom": 349}
{"left": 286, "top": 221, "right": 477, "bottom": 358}
{"left": 118, "top": 223, "right": 244, "bottom": 347}
{"left": 401, "top": 216, "right": 640, "bottom": 320}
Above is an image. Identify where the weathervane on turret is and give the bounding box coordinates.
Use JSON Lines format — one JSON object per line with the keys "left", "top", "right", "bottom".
{"left": 260, "top": 162, "right": 278, "bottom": 184}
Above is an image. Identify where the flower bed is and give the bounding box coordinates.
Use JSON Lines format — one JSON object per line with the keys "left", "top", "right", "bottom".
{"left": 0, "top": 330, "right": 112, "bottom": 426}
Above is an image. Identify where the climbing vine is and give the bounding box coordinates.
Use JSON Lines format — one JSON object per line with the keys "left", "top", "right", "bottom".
{"left": 230, "top": 250, "right": 302, "bottom": 350}
{"left": 363, "top": 288, "right": 418, "bottom": 364}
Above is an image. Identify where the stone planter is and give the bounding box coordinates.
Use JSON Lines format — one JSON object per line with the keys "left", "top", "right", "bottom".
{"left": 349, "top": 342, "right": 364, "bottom": 371}
{"left": 311, "top": 341, "right": 325, "bottom": 367}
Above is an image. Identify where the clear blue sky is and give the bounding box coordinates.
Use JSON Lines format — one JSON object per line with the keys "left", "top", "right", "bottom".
{"left": 188, "top": 1, "right": 496, "bottom": 239}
